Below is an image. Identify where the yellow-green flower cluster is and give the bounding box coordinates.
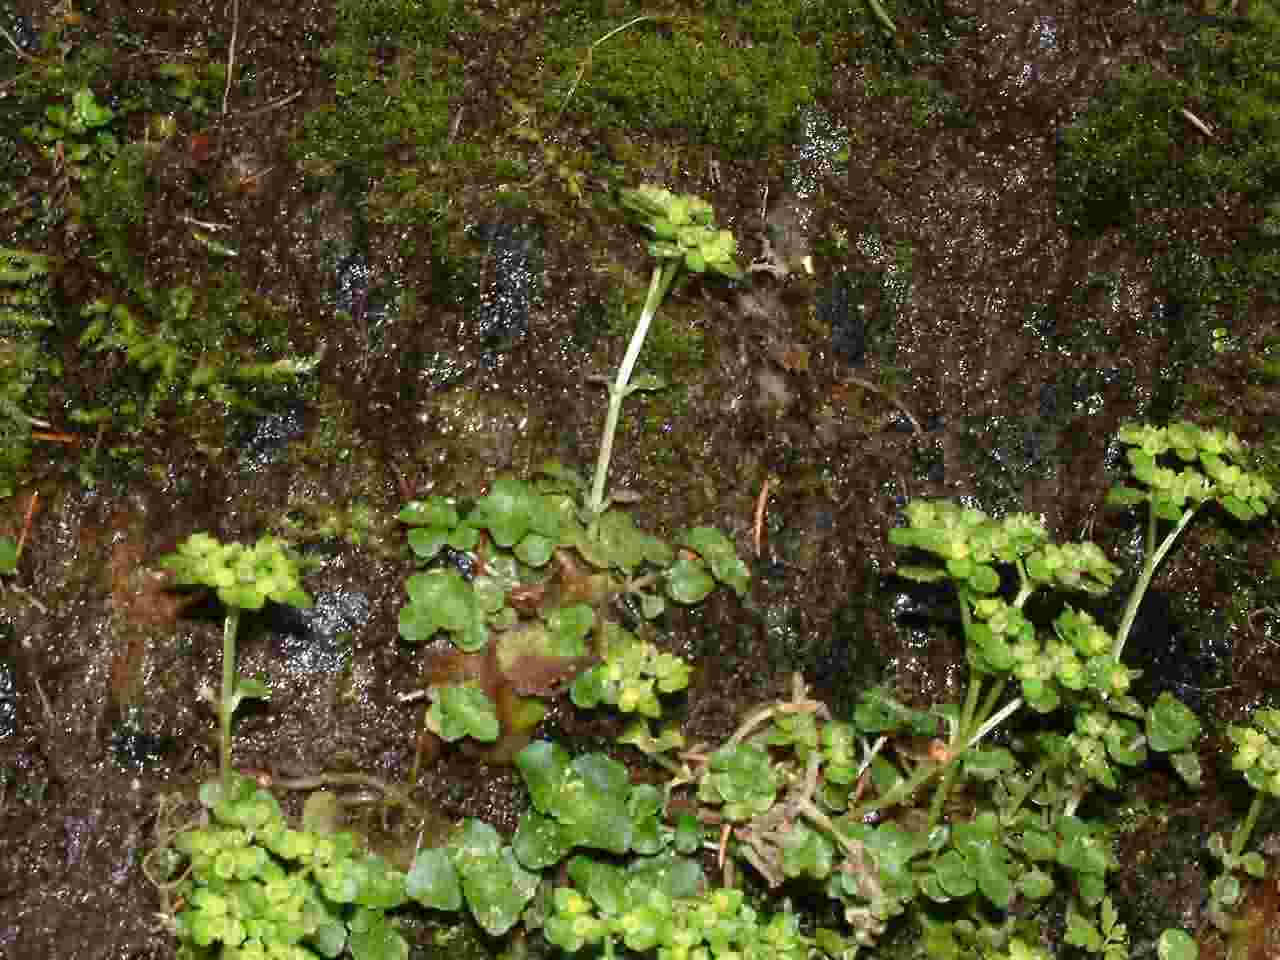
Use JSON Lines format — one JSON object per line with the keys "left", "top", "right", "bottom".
{"left": 1111, "top": 421, "right": 1276, "bottom": 522}
{"left": 1229, "top": 708, "right": 1280, "bottom": 797}
{"left": 161, "top": 533, "right": 313, "bottom": 611}
{"left": 621, "top": 185, "right": 744, "bottom": 279}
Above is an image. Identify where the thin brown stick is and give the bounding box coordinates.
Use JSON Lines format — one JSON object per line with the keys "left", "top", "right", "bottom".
{"left": 232, "top": 89, "right": 301, "bottom": 119}
{"left": 222, "top": 0, "right": 240, "bottom": 115}
{"left": 16, "top": 491, "right": 38, "bottom": 562}
{"left": 8, "top": 585, "right": 48, "bottom": 613}
{"left": 30, "top": 430, "right": 80, "bottom": 445}
{"left": 753, "top": 477, "right": 772, "bottom": 558}
{"left": 841, "top": 374, "right": 923, "bottom": 435}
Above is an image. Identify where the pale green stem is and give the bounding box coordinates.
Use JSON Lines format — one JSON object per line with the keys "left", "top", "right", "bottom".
{"left": 1231, "top": 790, "right": 1268, "bottom": 859}
{"left": 588, "top": 261, "right": 679, "bottom": 516}
{"left": 221, "top": 608, "right": 240, "bottom": 794}
{"left": 927, "top": 755, "right": 960, "bottom": 829}
{"left": 1112, "top": 505, "right": 1199, "bottom": 658}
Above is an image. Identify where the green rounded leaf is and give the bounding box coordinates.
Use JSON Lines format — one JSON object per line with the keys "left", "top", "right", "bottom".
{"left": 512, "top": 811, "right": 572, "bottom": 870}
{"left": 666, "top": 556, "right": 716, "bottom": 604}
{"left": 1147, "top": 693, "right": 1201, "bottom": 753}
{"left": 679, "top": 527, "right": 750, "bottom": 596}
{"left": 398, "top": 497, "right": 459, "bottom": 529}
{"left": 405, "top": 847, "right": 462, "bottom": 912}
{"left": 426, "top": 685, "right": 500, "bottom": 743}
{"left": 1158, "top": 929, "right": 1198, "bottom": 960}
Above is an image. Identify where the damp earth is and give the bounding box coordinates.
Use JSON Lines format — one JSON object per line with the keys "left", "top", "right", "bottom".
{"left": 1, "top": 0, "right": 1279, "bottom": 958}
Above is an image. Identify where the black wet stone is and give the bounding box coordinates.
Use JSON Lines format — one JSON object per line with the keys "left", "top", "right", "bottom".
{"left": 473, "top": 222, "right": 541, "bottom": 350}
{"left": 1038, "top": 382, "right": 1058, "bottom": 418}
{"left": 269, "top": 589, "right": 368, "bottom": 674}
{"left": 0, "top": 659, "right": 16, "bottom": 738}
{"left": 111, "top": 726, "right": 172, "bottom": 770}
{"left": 5, "top": 12, "right": 38, "bottom": 52}
{"left": 235, "top": 405, "right": 306, "bottom": 470}
{"left": 1124, "top": 589, "right": 1229, "bottom": 712}
{"left": 110, "top": 711, "right": 172, "bottom": 770}
{"left": 819, "top": 271, "right": 866, "bottom": 365}
{"left": 334, "top": 252, "right": 371, "bottom": 318}
{"left": 438, "top": 545, "right": 477, "bottom": 580}
{"left": 887, "top": 579, "right": 963, "bottom": 628}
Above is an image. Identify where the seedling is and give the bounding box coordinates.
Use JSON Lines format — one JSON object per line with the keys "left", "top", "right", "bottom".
{"left": 395, "top": 475, "right": 747, "bottom": 757}
{"left": 160, "top": 533, "right": 312, "bottom": 798}
{"left": 587, "top": 186, "right": 742, "bottom": 518}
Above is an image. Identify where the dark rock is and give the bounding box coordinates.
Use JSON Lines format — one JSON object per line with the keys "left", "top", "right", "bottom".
{"left": 334, "top": 252, "right": 371, "bottom": 320}
{"left": 235, "top": 405, "right": 306, "bottom": 470}
{"left": 1124, "top": 589, "right": 1229, "bottom": 712}
{"left": 820, "top": 272, "right": 866, "bottom": 365}
{"left": 1038, "top": 383, "right": 1058, "bottom": 418}
{"left": 5, "top": 12, "right": 37, "bottom": 51}
{"left": 269, "top": 589, "right": 369, "bottom": 674}
{"left": 473, "top": 223, "right": 541, "bottom": 350}
{"left": 0, "top": 658, "right": 15, "bottom": 738}
{"left": 439, "top": 545, "right": 477, "bottom": 580}
{"left": 110, "top": 712, "right": 172, "bottom": 771}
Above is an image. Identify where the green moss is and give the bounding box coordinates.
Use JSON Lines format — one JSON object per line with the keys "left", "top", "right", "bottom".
{"left": 544, "top": 13, "right": 824, "bottom": 154}
{"left": 606, "top": 290, "right": 707, "bottom": 382}
{"left": 298, "top": 0, "right": 464, "bottom": 181}
{"left": 1060, "top": 0, "right": 1280, "bottom": 231}
{"left": 864, "top": 71, "right": 971, "bottom": 128}
{"left": 81, "top": 142, "right": 148, "bottom": 286}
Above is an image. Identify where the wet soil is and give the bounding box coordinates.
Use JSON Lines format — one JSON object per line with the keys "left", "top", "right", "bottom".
{"left": 1, "top": 0, "right": 1278, "bottom": 958}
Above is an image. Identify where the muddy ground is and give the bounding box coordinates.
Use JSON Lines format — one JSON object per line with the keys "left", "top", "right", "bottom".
{"left": 1, "top": 0, "right": 1278, "bottom": 957}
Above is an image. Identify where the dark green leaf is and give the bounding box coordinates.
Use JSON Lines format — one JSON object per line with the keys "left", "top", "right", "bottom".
{"left": 1146, "top": 693, "right": 1201, "bottom": 753}
{"left": 512, "top": 812, "right": 572, "bottom": 870}
{"left": 666, "top": 556, "right": 716, "bottom": 604}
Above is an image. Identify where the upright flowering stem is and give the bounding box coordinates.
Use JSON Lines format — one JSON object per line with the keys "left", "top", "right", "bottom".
{"left": 586, "top": 185, "right": 740, "bottom": 519}
{"left": 588, "top": 261, "right": 678, "bottom": 517}
{"left": 220, "top": 608, "right": 240, "bottom": 795}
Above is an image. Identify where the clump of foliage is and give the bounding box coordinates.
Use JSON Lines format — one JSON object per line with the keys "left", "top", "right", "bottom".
{"left": 160, "top": 533, "right": 313, "bottom": 798}
{"left": 3, "top": 81, "right": 317, "bottom": 457}
{"left": 21, "top": 85, "right": 120, "bottom": 182}
{"left": 75, "top": 286, "right": 321, "bottom": 425}
{"left": 395, "top": 474, "right": 747, "bottom": 749}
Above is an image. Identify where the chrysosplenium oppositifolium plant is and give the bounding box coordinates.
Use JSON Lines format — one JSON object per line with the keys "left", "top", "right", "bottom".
{"left": 588, "top": 185, "right": 742, "bottom": 517}
{"left": 145, "top": 178, "right": 1267, "bottom": 960}
{"left": 394, "top": 185, "right": 747, "bottom": 754}
{"left": 160, "top": 533, "right": 313, "bottom": 799}
{"left": 395, "top": 468, "right": 747, "bottom": 749}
